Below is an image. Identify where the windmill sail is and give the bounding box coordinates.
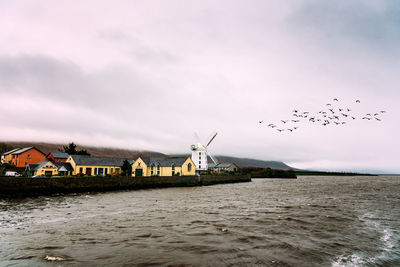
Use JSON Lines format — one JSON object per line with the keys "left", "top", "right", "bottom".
{"left": 206, "top": 132, "right": 218, "bottom": 147}
{"left": 208, "top": 151, "right": 218, "bottom": 165}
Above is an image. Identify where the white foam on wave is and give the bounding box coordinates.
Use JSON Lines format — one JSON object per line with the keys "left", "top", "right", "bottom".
{"left": 362, "top": 213, "right": 396, "bottom": 254}
{"left": 331, "top": 254, "right": 366, "bottom": 267}
{"left": 45, "top": 255, "right": 65, "bottom": 261}
{"left": 332, "top": 212, "right": 399, "bottom": 266}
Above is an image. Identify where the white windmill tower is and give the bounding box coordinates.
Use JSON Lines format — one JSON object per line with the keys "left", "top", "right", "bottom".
{"left": 191, "top": 132, "right": 218, "bottom": 173}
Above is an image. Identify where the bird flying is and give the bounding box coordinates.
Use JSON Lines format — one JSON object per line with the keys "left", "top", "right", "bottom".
{"left": 261, "top": 97, "right": 386, "bottom": 133}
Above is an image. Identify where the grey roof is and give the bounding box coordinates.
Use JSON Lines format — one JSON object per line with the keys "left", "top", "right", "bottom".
{"left": 12, "top": 147, "right": 45, "bottom": 155}
{"left": 140, "top": 157, "right": 189, "bottom": 167}
{"left": 27, "top": 161, "right": 55, "bottom": 171}
{"left": 70, "top": 155, "right": 127, "bottom": 167}
{"left": 27, "top": 160, "right": 73, "bottom": 172}
{"left": 53, "top": 162, "right": 74, "bottom": 171}
{"left": 209, "top": 163, "right": 238, "bottom": 168}
{"left": 48, "top": 152, "right": 69, "bottom": 159}
{"left": 217, "top": 163, "right": 237, "bottom": 168}
{"left": 208, "top": 163, "right": 217, "bottom": 168}
{"left": 12, "top": 147, "right": 34, "bottom": 154}
{"left": 1, "top": 148, "right": 21, "bottom": 156}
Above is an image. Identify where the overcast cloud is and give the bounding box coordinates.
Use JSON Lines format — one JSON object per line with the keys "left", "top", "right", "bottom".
{"left": 0, "top": 0, "right": 399, "bottom": 173}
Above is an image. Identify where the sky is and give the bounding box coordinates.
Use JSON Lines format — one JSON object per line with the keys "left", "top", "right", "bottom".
{"left": 0, "top": 0, "right": 399, "bottom": 173}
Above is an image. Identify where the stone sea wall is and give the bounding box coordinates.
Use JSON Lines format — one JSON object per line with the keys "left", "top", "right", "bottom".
{"left": 0, "top": 175, "right": 251, "bottom": 198}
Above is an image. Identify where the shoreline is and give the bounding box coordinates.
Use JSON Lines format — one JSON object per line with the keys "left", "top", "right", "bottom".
{"left": 0, "top": 174, "right": 251, "bottom": 198}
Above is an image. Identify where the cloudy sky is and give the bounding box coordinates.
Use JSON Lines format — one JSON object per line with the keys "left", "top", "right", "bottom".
{"left": 1, "top": 0, "right": 399, "bottom": 173}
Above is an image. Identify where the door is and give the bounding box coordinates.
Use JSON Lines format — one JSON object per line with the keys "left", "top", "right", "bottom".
{"left": 135, "top": 169, "right": 143, "bottom": 177}
{"left": 86, "top": 168, "right": 92, "bottom": 176}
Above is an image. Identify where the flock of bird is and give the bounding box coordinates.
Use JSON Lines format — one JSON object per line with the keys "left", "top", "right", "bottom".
{"left": 259, "top": 98, "right": 387, "bottom": 133}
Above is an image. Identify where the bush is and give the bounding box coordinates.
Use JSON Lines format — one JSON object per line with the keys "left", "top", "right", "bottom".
{"left": 239, "top": 167, "right": 296, "bottom": 178}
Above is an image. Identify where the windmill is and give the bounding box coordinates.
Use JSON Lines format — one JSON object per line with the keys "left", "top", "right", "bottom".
{"left": 191, "top": 132, "right": 218, "bottom": 173}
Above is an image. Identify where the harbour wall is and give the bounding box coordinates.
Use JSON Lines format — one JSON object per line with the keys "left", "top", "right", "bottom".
{"left": 0, "top": 175, "right": 251, "bottom": 198}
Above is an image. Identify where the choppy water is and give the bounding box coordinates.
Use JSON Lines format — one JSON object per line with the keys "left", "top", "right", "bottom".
{"left": 0, "top": 176, "right": 399, "bottom": 266}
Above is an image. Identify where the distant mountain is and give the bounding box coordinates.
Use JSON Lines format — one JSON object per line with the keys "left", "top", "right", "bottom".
{"left": 1, "top": 141, "right": 294, "bottom": 170}
{"left": 214, "top": 156, "right": 295, "bottom": 170}
{"left": 0, "top": 142, "right": 165, "bottom": 159}
{"left": 171, "top": 154, "right": 295, "bottom": 170}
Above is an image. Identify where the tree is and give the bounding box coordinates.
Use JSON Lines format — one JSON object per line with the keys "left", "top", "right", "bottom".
{"left": 121, "top": 160, "right": 132, "bottom": 177}
{"left": 63, "top": 142, "right": 91, "bottom": 156}
{"left": 76, "top": 149, "right": 90, "bottom": 156}
{"left": 63, "top": 142, "right": 77, "bottom": 154}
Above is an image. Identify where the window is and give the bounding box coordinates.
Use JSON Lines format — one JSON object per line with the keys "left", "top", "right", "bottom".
{"left": 27, "top": 154, "right": 30, "bottom": 159}
{"left": 172, "top": 164, "right": 175, "bottom": 175}
{"left": 95, "top": 168, "right": 97, "bottom": 175}
{"left": 80, "top": 167, "right": 83, "bottom": 174}
{"left": 111, "top": 168, "right": 114, "bottom": 173}
{"left": 188, "top": 163, "right": 192, "bottom": 172}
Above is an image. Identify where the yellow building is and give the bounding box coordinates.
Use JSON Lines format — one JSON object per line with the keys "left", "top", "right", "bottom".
{"left": 1, "top": 148, "right": 21, "bottom": 164}
{"left": 26, "top": 160, "right": 74, "bottom": 177}
{"left": 66, "top": 155, "right": 125, "bottom": 176}
{"left": 131, "top": 157, "right": 195, "bottom": 177}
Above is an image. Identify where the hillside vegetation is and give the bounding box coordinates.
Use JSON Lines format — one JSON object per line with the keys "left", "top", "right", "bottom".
{"left": 0, "top": 142, "right": 164, "bottom": 159}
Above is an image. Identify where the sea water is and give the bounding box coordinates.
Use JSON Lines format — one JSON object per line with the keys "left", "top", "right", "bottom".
{"left": 0, "top": 176, "right": 399, "bottom": 266}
